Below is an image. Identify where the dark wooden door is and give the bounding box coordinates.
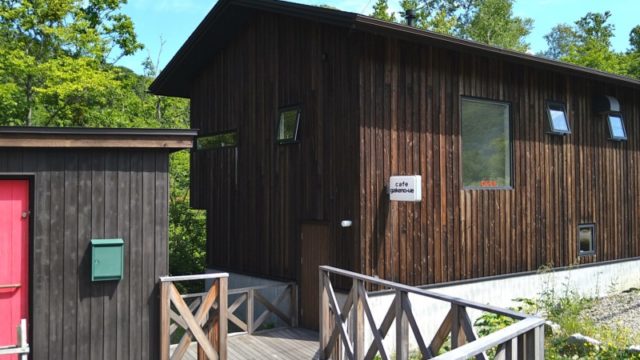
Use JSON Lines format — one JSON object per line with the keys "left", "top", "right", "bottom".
{"left": 299, "top": 222, "right": 330, "bottom": 330}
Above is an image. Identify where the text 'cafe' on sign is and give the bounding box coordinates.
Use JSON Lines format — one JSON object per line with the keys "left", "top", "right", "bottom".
{"left": 389, "top": 175, "right": 422, "bottom": 202}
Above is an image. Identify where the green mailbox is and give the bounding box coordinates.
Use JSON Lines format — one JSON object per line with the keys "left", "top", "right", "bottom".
{"left": 91, "top": 239, "right": 124, "bottom": 282}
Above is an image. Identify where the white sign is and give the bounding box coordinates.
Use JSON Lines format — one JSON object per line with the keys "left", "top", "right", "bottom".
{"left": 389, "top": 175, "right": 422, "bottom": 202}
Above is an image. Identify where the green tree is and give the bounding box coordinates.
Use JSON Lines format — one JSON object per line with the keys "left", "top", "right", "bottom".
{"left": 543, "top": 12, "right": 629, "bottom": 75}
{"left": 384, "top": 0, "right": 532, "bottom": 51}
{"left": 462, "top": 0, "right": 532, "bottom": 52}
{"left": 542, "top": 24, "right": 577, "bottom": 60}
{"left": 627, "top": 26, "right": 640, "bottom": 77}
{"left": 168, "top": 150, "right": 207, "bottom": 288}
{"left": 371, "top": 0, "right": 396, "bottom": 22}
{"left": 630, "top": 25, "right": 640, "bottom": 52}
{"left": 0, "top": 0, "right": 143, "bottom": 126}
{"left": 0, "top": 0, "right": 205, "bottom": 286}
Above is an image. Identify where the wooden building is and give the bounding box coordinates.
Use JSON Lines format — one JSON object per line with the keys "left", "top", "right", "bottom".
{"left": 150, "top": 0, "right": 640, "bottom": 328}
{"left": 0, "top": 127, "right": 195, "bottom": 359}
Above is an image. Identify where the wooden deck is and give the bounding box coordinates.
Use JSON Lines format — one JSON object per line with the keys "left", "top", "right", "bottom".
{"left": 172, "top": 328, "right": 319, "bottom": 360}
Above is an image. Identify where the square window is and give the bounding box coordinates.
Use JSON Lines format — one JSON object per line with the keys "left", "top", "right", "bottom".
{"left": 578, "top": 224, "right": 595, "bottom": 256}
{"left": 546, "top": 102, "right": 571, "bottom": 135}
{"left": 461, "top": 97, "right": 512, "bottom": 189}
{"left": 608, "top": 114, "right": 627, "bottom": 141}
{"left": 196, "top": 131, "right": 237, "bottom": 150}
{"left": 277, "top": 107, "right": 301, "bottom": 144}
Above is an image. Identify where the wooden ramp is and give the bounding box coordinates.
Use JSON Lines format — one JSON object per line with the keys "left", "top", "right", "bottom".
{"left": 174, "top": 328, "right": 319, "bottom": 360}
{"left": 229, "top": 328, "right": 319, "bottom": 359}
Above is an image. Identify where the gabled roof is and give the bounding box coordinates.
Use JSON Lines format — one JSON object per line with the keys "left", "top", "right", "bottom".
{"left": 149, "top": 0, "right": 640, "bottom": 98}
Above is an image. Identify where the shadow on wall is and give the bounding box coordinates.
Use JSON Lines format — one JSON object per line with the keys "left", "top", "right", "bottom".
{"left": 373, "top": 188, "right": 390, "bottom": 282}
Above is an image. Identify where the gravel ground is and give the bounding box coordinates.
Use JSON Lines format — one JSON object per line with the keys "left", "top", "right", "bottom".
{"left": 581, "top": 289, "right": 640, "bottom": 338}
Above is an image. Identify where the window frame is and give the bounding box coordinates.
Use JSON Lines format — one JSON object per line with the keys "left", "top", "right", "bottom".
{"left": 195, "top": 129, "right": 238, "bottom": 151}
{"left": 276, "top": 106, "right": 302, "bottom": 145}
{"left": 607, "top": 113, "right": 627, "bottom": 141}
{"left": 545, "top": 101, "right": 571, "bottom": 135}
{"left": 577, "top": 223, "right": 596, "bottom": 256}
{"left": 460, "top": 96, "right": 514, "bottom": 191}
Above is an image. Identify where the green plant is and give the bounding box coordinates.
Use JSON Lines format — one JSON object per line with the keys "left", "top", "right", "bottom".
{"left": 474, "top": 312, "right": 516, "bottom": 337}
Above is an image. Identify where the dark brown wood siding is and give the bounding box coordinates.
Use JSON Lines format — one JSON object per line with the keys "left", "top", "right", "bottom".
{"left": 0, "top": 148, "right": 169, "bottom": 360}
{"left": 191, "top": 12, "right": 360, "bottom": 280}
{"left": 357, "top": 32, "right": 640, "bottom": 285}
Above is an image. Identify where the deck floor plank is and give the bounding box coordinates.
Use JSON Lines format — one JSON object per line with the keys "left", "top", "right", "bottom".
{"left": 173, "top": 328, "right": 320, "bottom": 360}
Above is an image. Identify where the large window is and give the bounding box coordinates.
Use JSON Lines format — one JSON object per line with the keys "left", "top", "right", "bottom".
{"left": 461, "top": 97, "right": 512, "bottom": 189}
{"left": 607, "top": 114, "right": 627, "bottom": 141}
{"left": 196, "top": 131, "right": 238, "bottom": 150}
{"left": 277, "top": 107, "right": 301, "bottom": 144}
{"left": 546, "top": 102, "right": 571, "bottom": 135}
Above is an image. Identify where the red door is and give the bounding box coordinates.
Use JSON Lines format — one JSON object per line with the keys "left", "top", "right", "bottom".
{"left": 0, "top": 180, "right": 29, "bottom": 359}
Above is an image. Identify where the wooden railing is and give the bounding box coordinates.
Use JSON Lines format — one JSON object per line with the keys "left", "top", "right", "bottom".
{"left": 227, "top": 282, "right": 298, "bottom": 334}
{"left": 319, "top": 266, "right": 545, "bottom": 360}
{"left": 160, "top": 274, "right": 298, "bottom": 360}
{"left": 160, "top": 273, "right": 229, "bottom": 360}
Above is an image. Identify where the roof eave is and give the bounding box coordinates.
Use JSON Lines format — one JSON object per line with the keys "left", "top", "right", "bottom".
{"left": 0, "top": 127, "right": 198, "bottom": 150}
{"left": 353, "top": 15, "right": 640, "bottom": 89}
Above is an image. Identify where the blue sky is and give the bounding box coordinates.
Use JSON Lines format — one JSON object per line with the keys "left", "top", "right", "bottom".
{"left": 119, "top": 0, "right": 640, "bottom": 74}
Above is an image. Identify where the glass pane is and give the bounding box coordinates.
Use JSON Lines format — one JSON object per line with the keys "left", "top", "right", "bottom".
{"left": 549, "top": 107, "right": 569, "bottom": 132}
{"left": 196, "top": 131, "right": 237, "bottom": 150}
{"left": 578, "top": 227, "right": 593, "bottom": 253}
{"left": 461, "top": 98, "right": 511, "bottom": 188}
{"left": 608, "top": 115, "right": 626, "bottom": 139}
{"left": 278, "top": 109, "right": 300, "bottom": 142}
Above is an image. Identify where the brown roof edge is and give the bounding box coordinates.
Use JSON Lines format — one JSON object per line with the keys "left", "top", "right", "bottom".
{"left": 150, "top": 0, "right": 640, "bottom": 98}
{"left": 354, "top": 15, "right": 640, "bottom": 88}
{"left": 149, "top": 0, "right": 359, "bottom": 98}
{"left": 0, "top": 127, "right": 198, "bottom": 150}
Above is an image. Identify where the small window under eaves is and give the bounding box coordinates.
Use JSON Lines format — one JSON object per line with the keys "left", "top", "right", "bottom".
{"left": 546, "top": 102, "right": 570, "bottom": 135}
{"left": 277, "top": 107, "right": 301, "bottom": 144}
{"left": 196, "top": 131, "right": 238, "bottom": 150}
{"left": 608, "top": 114, "right": 627, "bottom": 141}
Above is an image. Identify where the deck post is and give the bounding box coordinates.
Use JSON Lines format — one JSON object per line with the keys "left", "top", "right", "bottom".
{"left": 219, "top": 277, "right": 228, "bottom": 360}
{"left": 319, "top": 269, "right": 330, "bottom": 359}
{"left": 522, "top": 325, "right": 544, "bottom": 359}
{"left": 395, "top": 290, "right": 409, "bottom": 360}
{"left": 290, "top": 284, "right": 299, "bottom": 328}
{"left": 451, "top": 304, "right": 460, "bottom": 349}
{"left": 353, "top": 279, "right": 364, "bottom": 360}
{"left": 247, "top": 288, "right": 255, "bottom": 334}
{"left": 160, "top": 281, "right": 170, "bottom": 360}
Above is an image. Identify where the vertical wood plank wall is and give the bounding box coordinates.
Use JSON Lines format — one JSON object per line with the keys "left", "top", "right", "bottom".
{"left": 0, "top": 148, "right": 169, "bottom": 360}
{"left": 191, "top": 12, "right": 360, "bottom": 281}
{"left": 357, "top": 32, "right": 640, "bottom": 285}
{"left": 191, "top": 11, "right": 640, "bottom": 288}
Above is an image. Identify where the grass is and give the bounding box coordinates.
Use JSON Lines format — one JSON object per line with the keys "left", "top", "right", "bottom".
{"left": 473, "top": 271, "right": 640, "bottom": 359}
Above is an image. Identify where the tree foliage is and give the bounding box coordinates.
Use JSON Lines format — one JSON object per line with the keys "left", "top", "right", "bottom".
{"left": 543, "top": 11, "right": 640, "bottom": 79}
{"left": 461, "top": 0, "right": 532, "bottom": 52}
{"left": 0, "top": 0, "right": 205, "bottom": 280}
{"left": 0, "top": 0, "right": 144, "bottom": 126}
{"left": 371, "top": 0, "right": 396, "bottom": 23}
{"left": 370, "top": 0, "right": 532, "bottom": 52}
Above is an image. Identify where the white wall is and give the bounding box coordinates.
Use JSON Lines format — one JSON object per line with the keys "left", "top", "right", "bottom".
{"left": 363, "top": 258, "right": 640, "bottom": 354}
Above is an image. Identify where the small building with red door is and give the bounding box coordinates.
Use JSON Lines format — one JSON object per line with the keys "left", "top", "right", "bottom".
{"left": 150, "top": 0, "right": 640, "bottom": 330}
{"left": 0, "top": 127, "right": 195, "bottom": 359}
